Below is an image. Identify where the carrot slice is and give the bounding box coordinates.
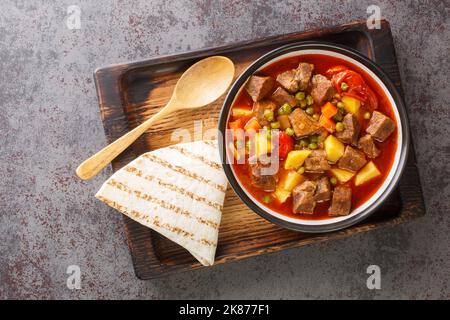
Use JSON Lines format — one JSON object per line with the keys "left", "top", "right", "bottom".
{"left": 321, "top": 102, "right": 338, "bottom": 119}
{"left": 229, "top": 118, "right": 243, "bottom": 130}
{"left": 228, "top": 119, "right": 244, "bottom": 140}
{"left": 277, "top": 115, "right": 291, "bottom": 130}
{"left": 244, "top": 117, "right": 261, "bottom": 132}
{"left": 319, "top": 114, "right": 335, "bottom": 133}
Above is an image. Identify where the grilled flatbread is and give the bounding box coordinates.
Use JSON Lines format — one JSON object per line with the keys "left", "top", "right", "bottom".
{"left": 95, "top": 140, "right": 227, "bottom": 266}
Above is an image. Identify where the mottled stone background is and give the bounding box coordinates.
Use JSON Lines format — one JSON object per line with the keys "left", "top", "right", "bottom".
{"left": 0, "top": 0, "right": 448, "bottom": 299}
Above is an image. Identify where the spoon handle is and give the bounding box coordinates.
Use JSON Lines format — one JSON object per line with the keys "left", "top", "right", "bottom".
{"left": 76, "top": 105, "right": 173, "bottom": 180}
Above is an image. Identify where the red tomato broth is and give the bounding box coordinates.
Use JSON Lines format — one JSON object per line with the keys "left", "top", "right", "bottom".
{"left": 229, "top": 54, "right": 398, "bottom": 220}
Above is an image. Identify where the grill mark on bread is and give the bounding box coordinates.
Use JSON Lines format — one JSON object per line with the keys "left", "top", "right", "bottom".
{"left": 143, "top": 153, "right": 226, "bottom": 192}
{"left": 199, "top": 238, "right": 215, "bottom": 246}
{"left": 96, "top": 195, "right": 144, "bottom": 220}
{"left": 106, "top": 179, "right": 219, "bottom": 229}
{"left": 152, "top": 216, "right": 195, "bottom": 239}
{"left": 95, "top": 195, "right": 216, "bottom": 247}
{"left": 202, "top": 140, "right": 217, "bottom": 148}
{"left": 168, "top": 145, "right": 222, "bottom": 171}
{"left": 124, "top": 166, "right": 223, "bottom": 212}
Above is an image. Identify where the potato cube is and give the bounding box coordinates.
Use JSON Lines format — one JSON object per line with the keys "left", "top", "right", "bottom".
{"left": 254, "top": 133, "right": 272, "bottom": 157}
{"left": 273, "top": 171, "right": 305, "bottom": 203}
{"left": 355, "top": 161, "right": 381, "bottom": 186}
{"left": 330, "top": 168, "right": 355, "bottom": 183}
{"left": 232, "top": 107, "right": 253, "bottom": 119}
{"left": 283, "top": 171, "right": 305, "bottom": 191}
{"left": 284, "top": 150, "right": 312, "bottom": 170}
{"left": 273, "top": 187, "right": 291, "bottom": 203}
{"left": 342, "top": 96, "right": 361, "bottom": 114}
{"left": 324, "top": 135, "right": 345, "bottom": 163}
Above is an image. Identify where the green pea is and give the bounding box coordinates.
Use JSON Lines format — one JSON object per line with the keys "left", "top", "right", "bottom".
{"left": 337, "top": 101, "right": 345, "bottom": 109}
{"left": 335, "top": 122, "right": 344, "bottom": 132}
{"left": 341, "top": 82, "right": 349, "bottom": 91}
{"left": 294, "top": 143, "right": 302, "bottom": 150}
{"left": 308, "top": 142, "right": 318, "bottom": 150}
{"left": 310, "top": 135, "right": 319, "bottom": 143}
{"left": 306, "top": 95, "right": 314, "bottom": 105}
{"left": 278, "top": 106, "right": 286, "bottom": 115}
{"left": 364, "top": 111, "right": 371, "bottom": 120}
{"left": 282, "top": 103, "right": 292, "bottom": 114}
{"left": 334, "top": 93, "right": 342, "bottom": 99}
{"left": 300, "top": 99, "right": 307, "bottom": 109}
{"left": 300, "top": 100, "right": 308, "bottom": 109}
{"left": 266, "top": 130, "right": 272, "bottom": 139}
{"left": 333, "top": 112, "right": 343, "bottom": 122}
{"left": 285, "top": 127, "right": 295, "bottom": 136}
{"left": 262, "top": 195, "right": 272, "bottom": 204}
{"left": 299, "top": 139, "right": 309, "bottom": 148}
{"left": 264, "top": 109, "right": 274, "bottom": 121}
{"left": 330, "top": 177, "right": 338, "bottom": 185}
{"left": 270, "top": 121, "right": 280, "bottom": 129}
{"left": 295, "top": 92, "right": 305, "bottom": 101}
{"left": 297, "top": 167, "right": 305, "bottom": 174}
{"left": 305, "top": 107, "right": 314, "bottom": 115}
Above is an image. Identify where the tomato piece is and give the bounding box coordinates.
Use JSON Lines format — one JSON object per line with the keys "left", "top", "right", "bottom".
{"left": 344, "top": 71, "right": 365, "bottom": 88}
{"left": 228, "top": 119, "right": 244, "bottom": 139}
{"left": 277, "top": 131, "right": 294, "bottom": 160}
{"left": 332, "top": 70, "right": 365, "bottom": 93}
{"left": 365, "top": 87, "right": 378, "bottom": 109}
{"left": 331, "top": 71, "right": 347, "bottom": 89}
{"left": 325, "top": 65, "right": 348, "bottom": 77}
{"left": 342, "top": 91, "right": 365, "bottom": 102}
{"left": 332, "top": 69, "right": 378, "bottom": 109}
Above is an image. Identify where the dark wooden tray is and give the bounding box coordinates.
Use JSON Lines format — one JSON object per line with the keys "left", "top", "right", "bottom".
{"left": 94, "top": 19, "right": 425, "bottom": 279}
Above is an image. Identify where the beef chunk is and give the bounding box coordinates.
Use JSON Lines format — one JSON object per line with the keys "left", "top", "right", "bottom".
{"left": 305, "top": 150, "right": 331, "bottom": 173}
{"left": 329, "top": 185, "right": 352, "bottom": 216}
{"left": 358, "top": 134, "right": 380, "bottom": 158}
{"left": 252, "top": 100, "right": 277, "bottom": 127}
{"left": 338, "top": 146, "right": 367, "bottom": 172}
{"left": 288, "top": 108, "right": 322, "bottom": 138}
{"left": 314, "top": 177, "right": 331, "bottom": 202}
{"left": 293, "top": 180, "right": 317, "bottom": 214}
{"left": 270, "top": 87, "right": 297, "bottom": 107}
{"left": 276, "top": 70, "right": 299, "bottom": 93}
{"left": 295, "top": 63, "right": 314, "bottom": 91}
{"left": 310, "top": 74, "right": 335, "bottom": 105}
{"left": 249, "top": 161, "right": 278, "bottom": 191}
{"left": 335, "top": 113, "right": 361, "bottom": 146}
{"left": 366, "top": 111, "right": 396, "bottom": 142}
{"left": 245, "top": 75, "right": 274, "bottom": 102}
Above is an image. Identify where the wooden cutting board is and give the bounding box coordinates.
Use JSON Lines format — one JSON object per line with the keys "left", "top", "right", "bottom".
{"left": 94, "top": 19, "right": 425, "bottom": 279}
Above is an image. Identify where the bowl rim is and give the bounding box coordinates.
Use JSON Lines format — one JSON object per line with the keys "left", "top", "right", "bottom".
{"left": 218, "top": 41, "right": 410, "bottom": 233}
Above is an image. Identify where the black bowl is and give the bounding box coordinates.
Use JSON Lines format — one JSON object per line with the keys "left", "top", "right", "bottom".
{"left": 218, "top": 41, "right": 410, "bottom": 233}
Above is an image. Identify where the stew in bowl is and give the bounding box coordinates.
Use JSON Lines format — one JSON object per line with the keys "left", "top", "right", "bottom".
{"left": 219, "top": 42, "right": 409, "bottom": 232}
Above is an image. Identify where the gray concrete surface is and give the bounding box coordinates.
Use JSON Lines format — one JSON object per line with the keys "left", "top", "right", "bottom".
{"left": 0, "top": 0, "right": 449, "bottom": 299}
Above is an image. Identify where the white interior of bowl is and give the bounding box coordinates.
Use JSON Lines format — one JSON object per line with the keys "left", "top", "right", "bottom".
{"left": 227, "top": 49, "right": 403, "bottom": 226}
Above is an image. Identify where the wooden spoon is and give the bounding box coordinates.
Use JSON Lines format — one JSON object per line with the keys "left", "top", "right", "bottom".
{"left": 76, "top": 56, "right": 235, "bottom": 180}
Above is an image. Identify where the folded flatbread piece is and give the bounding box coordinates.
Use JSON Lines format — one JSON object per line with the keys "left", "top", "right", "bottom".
{"left": 95, "top": 140, "right": 227, "bottom": 266}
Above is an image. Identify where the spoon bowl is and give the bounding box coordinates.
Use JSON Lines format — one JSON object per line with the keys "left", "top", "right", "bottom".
{"left": 172, "top": 56, "right": 235, "bottom": 108}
